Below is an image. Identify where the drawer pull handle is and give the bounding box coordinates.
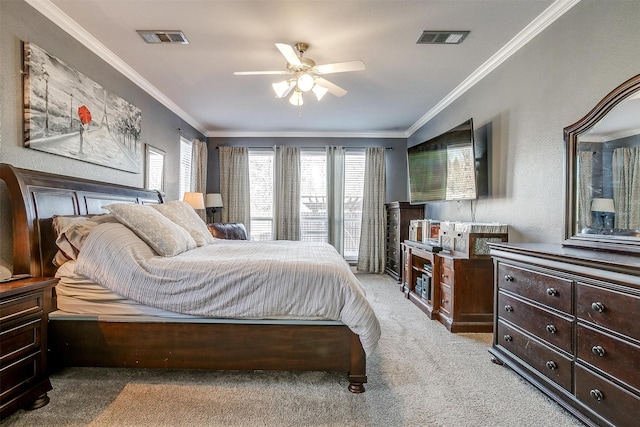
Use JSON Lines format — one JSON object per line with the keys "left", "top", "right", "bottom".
{"left": 442, "top": 274, "right": 448, "bottom": 279}
{"left": 591, "top": 302, "right": 605, "bottom": 313}
{"left": 504, "top": 275, "right": 514, "bottom": 282}
{"left": 503, "top": 334, "right": 513, "bottom": 342}
{"left": 546, "top": 288, "right": 557, "bottom": 296}
{"left": 591, "top": 346, "right": 606, "bottom": 357}
{"left": 546, "top": 324, "right": 557, "bottom": 334}
{"left": 589, "top": 389, "right": 604, "bottom": 401}
{"left": 545, "top": 360, "right": 557, "bottom": 370}
{"left": 504, "top": 305, "right": 514, "bottom": 312}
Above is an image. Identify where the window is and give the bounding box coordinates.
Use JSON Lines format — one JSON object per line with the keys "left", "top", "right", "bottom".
{"left": 178, "top": 136, "right": 192, "bottom": 200}
{"left": 248, "top": 150, "right": 274, "bottom": 240}
{"left": 246, "top": 147, "right": 366, "bottom": 259}
{"left": 300, "top": 151, "right": 328, "bottom": 243}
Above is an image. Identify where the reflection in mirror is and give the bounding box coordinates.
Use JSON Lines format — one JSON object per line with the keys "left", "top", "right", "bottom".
{"left": 576, "top": 93, "right": 640, "bottom": 237}
{"left": 565, "top": 74, "right": 640, "bottom": 253}
{"left": 145, "top": 145, "right": 165, "bottom": 192}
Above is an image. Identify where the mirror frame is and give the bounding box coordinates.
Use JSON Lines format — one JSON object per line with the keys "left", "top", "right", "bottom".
{"left": 563, "top": 73, "right": 640, "bottom": 254}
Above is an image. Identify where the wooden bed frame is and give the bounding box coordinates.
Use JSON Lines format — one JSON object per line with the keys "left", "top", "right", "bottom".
{"left": 0, "top": 163, "right": 367, "bottom": 393}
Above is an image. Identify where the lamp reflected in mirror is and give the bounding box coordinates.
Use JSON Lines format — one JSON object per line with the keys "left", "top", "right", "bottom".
{"left": 591, "top": 198, "right": 615, "bottom": 228}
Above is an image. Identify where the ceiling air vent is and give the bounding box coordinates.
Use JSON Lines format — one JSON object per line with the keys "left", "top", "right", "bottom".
{"left": 417, "top": 31, "right": 469, "bottom": 45}
{"left": 137, "top": 30, "right": 189, "bottom": 44}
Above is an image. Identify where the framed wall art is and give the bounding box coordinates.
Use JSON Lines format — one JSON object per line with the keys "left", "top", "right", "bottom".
{"left": 22, "top": 42, "right": 142, "bottom": 173}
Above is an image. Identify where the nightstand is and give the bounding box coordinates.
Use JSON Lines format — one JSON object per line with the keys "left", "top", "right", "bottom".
{"left": 1, "top": 277, "right": 57, "bottom": 418}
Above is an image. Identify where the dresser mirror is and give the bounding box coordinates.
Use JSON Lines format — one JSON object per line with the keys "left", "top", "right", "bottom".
{"left": 564, "top": 73, "right": 640, "bottom": 253}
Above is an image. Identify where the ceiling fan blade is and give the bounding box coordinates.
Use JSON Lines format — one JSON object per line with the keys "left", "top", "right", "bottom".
{"left": 315, "top": 77, "right": 347, "bottom": 97}
{"left": 275, "top": 43, "right": 302, "bottom": 66}
{"left": 234, "top": 71, "right": 291, "bottom": 76}
{"left": 315, "top": 60, "right": 365, "bottom": 74}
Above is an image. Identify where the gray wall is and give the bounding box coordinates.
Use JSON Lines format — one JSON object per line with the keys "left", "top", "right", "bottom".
{"left": 208, "top": 137, "right": 408, "bottom": 203}
{"left": 0, "top": 1, "right": 204, "bottom": 274}
{"left": 408, "top": 0, "right": 640, "bottom": 244}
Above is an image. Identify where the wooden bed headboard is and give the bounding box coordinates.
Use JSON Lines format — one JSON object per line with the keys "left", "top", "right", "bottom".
{"left": 0, "top": 163, "right": 163, "bottom": 278}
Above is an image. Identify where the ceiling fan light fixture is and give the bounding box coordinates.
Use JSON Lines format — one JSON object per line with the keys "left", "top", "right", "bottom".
{"left": 297, "top": 73, "right": 315, "bottom": 92}
{"left": 312, "top": 84, "right": 328, "bottom": 101}
{"left": 289, "top": 89, "right": 304, "bottom": 106}
{"left": 272, "top": 80, "right": 294, "bottom": 98}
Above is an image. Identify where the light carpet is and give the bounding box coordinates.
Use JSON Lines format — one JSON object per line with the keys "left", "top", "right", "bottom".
{"left": 2, "top": 272, "right": 581, "bottom": 426}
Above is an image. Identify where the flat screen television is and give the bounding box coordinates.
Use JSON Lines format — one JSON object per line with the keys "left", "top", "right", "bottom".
{"left": 408, "top": 118, "right": 486, "bottom": 204}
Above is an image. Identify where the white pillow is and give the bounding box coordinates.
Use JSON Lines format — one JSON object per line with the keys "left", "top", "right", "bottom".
{"left": 152, "top": 200, "right": 214, "bottom": 247}
{"left": 103, "top": 203, "right": 197, "bottom": 256}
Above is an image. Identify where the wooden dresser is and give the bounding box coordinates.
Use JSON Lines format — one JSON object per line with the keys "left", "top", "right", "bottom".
{"left": 0, "top": 277, "right": 57, "bottom": 418}
{"left": 385, "top": 202, "right": 423, "bottom": 281}
{"left": 489, "top": 243, "right": 640, "bottom": 427}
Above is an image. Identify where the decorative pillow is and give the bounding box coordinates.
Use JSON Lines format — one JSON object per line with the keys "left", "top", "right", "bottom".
{"left": 152, "top": 200, "right": 214, "bottom": 247}
{"left": 103, "top": 203, "right": 197, "bottom": 256}
{"left": 51, "top": 214, "right": 122, "bottom": 266}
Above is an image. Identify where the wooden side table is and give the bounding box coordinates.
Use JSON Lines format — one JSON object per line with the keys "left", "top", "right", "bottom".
{"left": 1, "top": 277, "right": 57, "bottom": 418}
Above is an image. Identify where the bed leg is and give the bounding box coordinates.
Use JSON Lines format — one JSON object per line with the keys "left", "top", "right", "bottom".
{"left": 348, "top": 332, "right": 367, "bottom": 393}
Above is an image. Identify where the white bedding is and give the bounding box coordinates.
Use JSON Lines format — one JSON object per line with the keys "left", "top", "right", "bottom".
{"left": 73, "top": 223, "right": 381, "bottom": 355}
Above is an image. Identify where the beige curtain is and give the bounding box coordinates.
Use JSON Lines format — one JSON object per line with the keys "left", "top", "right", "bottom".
{"left": 612, "top": 146, "right": 640, "bottom": 229}
{"left": 577, "top": 151, "right": 593, "bottom": 230}
{"left": 274, "top": 146, "right": 301, "bottom": 240}
{"left": 327, "top": 146, "right": 345, "bottom": 255}
{"left": 219, "top": 147, "right": 251, "bottom": 232}
{"left": 357, "top": 147, "right": 386, "bottom": 273}
{"left": 190, "top": 139, "right": 208, "bottom": 220}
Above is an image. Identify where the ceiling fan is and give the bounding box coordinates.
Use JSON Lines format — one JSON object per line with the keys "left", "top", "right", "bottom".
{"left": 234, "top": 42, "right": 365, "bottom": 106}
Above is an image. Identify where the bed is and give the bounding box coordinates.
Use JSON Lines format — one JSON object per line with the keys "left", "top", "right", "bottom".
{"left": 0, "top": 163, "right": 379, "bottom": 393}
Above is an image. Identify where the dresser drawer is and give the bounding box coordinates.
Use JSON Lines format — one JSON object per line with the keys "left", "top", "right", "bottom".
{"left": 387, "top": 209, "right": 400, "bottom": 224}
{"left": 497, "top": 320, "right": 572, "bottom": 392}
{"left": 0, "top": 292, "right": 44, "bottom": 326}
{"left": 0, "top": 318, "right": 42, "bottom": 367}
{"left": 497, "top": 263, "right": 572, "bottom": 314}
{"left": 575, "top": 363, "right": 640, "bottom": 427}
{"left": 577, "top": 323, "right": 640, "bottom": 393}
{"left": 498, "top": 291, "right": 573, "bottom": 353}
{"left": 576, "top": 282, "right": 640, "bottom": 342}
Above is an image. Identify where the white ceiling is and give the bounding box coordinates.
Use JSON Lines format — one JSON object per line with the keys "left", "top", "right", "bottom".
{"left": 29, "top": 0, "right": 579, "bottom": 137}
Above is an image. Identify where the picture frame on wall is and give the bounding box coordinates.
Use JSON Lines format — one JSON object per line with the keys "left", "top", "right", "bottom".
{"left": 22, "top": 41, "right": 142, "bottom": 173}
{"left": 145, "top": 144, "right": 165, "bottom": 192}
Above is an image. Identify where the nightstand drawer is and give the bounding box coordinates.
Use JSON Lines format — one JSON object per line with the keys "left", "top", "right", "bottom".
{"left": 498, "top": 291, "right": 573, "bottom": 353}
{"left": 497, "top": 263, "right": 572, "bottom": 314}
{"left": 440, "top": 263, "right": 454, "bottom": 286}
{"left": 576, "top": 282, "right": 640, "bottom": 342}
{"left": 0, "top": 351, "right": 42, "bottom": 404}
{"left": 497, "top": 320, "right": 572, "bottom": 392}
{"left": 439, "top": 283, "right": 451, "bottom": 316}
{"left": 0, "top": 292, "right": 44, "bottom": 326}
{"left": 0, "top": 318, "right": 42, "bottom": 367}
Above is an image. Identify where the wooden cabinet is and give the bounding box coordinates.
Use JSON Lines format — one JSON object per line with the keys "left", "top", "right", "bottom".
{"left": 489, "top": 243, "right": 640, "bottom": 427}
{"left": 385, "top": 202, "right": 423, "bottom": 281}
{"left": 401, "top": 240, "right": 494, "bottom": 332}
{"left": 1, "top": 277, "right": 57, "bottom": 418}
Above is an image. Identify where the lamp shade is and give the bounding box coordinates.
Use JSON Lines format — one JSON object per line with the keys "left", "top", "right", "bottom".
{"left": 183, "top": 192, "right": 205, "bottom": 209}
{"left": 205, "top": 193, "right": 223, "bottom": 208}
{"left": 591, "top": 198, "right": 615, "bottom": 212}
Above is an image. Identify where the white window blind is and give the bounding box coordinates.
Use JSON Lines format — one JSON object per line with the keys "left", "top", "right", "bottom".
{"left": 178, "top": 137, "right": 193, "bottom": 201}
{"left": 248, "top": 150, "right": 274, "bottom": 240}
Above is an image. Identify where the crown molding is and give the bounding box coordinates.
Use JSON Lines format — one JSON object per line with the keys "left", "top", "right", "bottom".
{"left": 24, "top": 0, "right": 207, "bottom": 136}
{"left": 207, "top": 130, "right": 407, "bottom": 139}
{"left": 405, "top": 0, "right": 581, "bottom": 137}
